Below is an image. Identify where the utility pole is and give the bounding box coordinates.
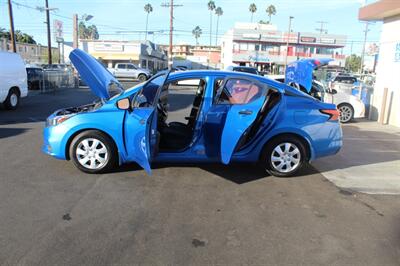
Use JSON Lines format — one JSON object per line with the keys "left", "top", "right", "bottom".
{"left": 7, "top": 0, "right": 16, "bottom": 52}
{"left": 360, "top": 21, "right": 371, "bottom": 74}
{"left": 73, "top": 14, "right": 78, "bottom": 49}
{"left": 45, "top": 0, "right": 52, "bottom": 64}
{"left": 316, "top": 21, "right": 328, "bottom": 34}
{"left": 284, "top": 16, "right": 294, "bottom": 73}
{"left": 161, "top": 1, "right": 183, "bottom": 69}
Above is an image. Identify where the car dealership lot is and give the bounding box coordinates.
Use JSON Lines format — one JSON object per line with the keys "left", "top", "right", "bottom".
{"left": 1, "top": 86, "right": 400, "bottom": 265}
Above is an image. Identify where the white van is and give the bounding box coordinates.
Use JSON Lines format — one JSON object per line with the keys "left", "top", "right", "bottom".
{"left": 0, "top": 51, "right": 28, "bottom": 110}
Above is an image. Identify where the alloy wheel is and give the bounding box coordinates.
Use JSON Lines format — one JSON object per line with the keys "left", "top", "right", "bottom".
{"left": 75, "top": 138, "right": 108, "bottom": 170}
{"left": 270, "top": 142, "right": 301, "bottom": 173}
{"left": 339, "top": 105, "right": 352, "bottom": 123}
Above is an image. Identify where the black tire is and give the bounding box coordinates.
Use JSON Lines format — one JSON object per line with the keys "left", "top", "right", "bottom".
{"left": 338, "top": 103, "right": 354, "bottom": 123}
{"left": 4, "top": 88, "right": 20, "bottom": 110}
{"left": 69, "top": 130, "right": 118, "bottom": 174}
{"left": 138, "top": 74, "right": 147, "bottom": 82}
{"left": 261, "top": 135, "right": 308, "bottom": 177}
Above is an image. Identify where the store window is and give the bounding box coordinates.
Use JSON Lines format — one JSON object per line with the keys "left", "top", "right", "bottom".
{"left": 141, "top": 59, "right": 147, "bottom": 68}
{"left": 239, "top": 43, "right": 248, "bottom": 51}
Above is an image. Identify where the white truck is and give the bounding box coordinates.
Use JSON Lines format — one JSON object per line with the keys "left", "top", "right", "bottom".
{"left": 0, "top": 51, "right": 28, "bottom": 110}
{"left": 108, "top": 63, "right": 151, "bottom": 82}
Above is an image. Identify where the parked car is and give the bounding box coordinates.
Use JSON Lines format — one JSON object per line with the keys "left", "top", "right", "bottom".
{"left": 285, "top": 58, "right": 365, "bottom": 123}
{"left": 108, "top": 63, "right": 151, "bottom": 82}
{"left": 0, "top": 51, "right": 28, "bottom": 110}
{"left": 26, "top": 66, "right": 44, "bottom": 90}
{"left": 330, "top": 74, "right": 358, "bottom": 85}
{"left": 43, "top": 49, "right": 342, "bottom": 177}
{"left": 226, "top": 66, "right": 260, "bottom": 75}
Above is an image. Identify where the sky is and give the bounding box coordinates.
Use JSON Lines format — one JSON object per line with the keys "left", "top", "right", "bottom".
{"left": 0, "top": 0, "right": 382, "bottom": 55}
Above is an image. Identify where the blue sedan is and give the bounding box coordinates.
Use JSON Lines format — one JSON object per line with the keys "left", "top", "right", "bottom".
{"left": 42, "top": 49, "right": 342, "bottom": 177}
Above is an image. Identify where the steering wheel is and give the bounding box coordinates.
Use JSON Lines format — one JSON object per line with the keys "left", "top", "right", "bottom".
{"left": 157, "top": 102, "right": 168, "bottom": 120}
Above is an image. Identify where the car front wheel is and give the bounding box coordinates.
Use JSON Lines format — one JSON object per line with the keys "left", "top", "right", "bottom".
{"left": 262, "top": 136, "right": 307, "bottom": 177}
{"left": 69, "top": 130, "right": 117, "bottom": 174}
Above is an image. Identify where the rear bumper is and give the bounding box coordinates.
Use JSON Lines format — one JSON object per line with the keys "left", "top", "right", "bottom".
{"left": 311, "top": 121, "right": 343, "bottom": 160}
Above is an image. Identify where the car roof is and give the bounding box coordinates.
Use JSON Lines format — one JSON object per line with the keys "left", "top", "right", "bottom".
{"left": 168, "top": 70, "right": 287, "bottom": 92}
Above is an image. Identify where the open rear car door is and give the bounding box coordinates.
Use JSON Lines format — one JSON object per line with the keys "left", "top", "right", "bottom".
{"left": 218, "top": 78, "right": 283, "bottom": 164}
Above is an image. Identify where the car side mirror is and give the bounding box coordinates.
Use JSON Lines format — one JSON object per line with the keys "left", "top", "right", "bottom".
{"left": 116, "top": 98, "right": 131, "bottom": 111}
{"left": 331, "top": 89, "right": 337, "bottom": 95}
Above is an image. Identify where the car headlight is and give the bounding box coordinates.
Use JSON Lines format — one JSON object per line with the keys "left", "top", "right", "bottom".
{"left": 46, "top": 114, "right": 75, "bottom": 127}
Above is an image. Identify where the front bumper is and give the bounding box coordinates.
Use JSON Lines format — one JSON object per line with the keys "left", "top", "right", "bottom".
{"left": 42, "top": 124, "right": 68, "bottom": 160}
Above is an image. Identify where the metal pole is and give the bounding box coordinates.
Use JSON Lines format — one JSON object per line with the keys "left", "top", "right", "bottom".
{"left": 73, "top": 14, "right": 78, "bottom": 49}
{"left": 7, "top": 0, "right": 16, "bottom": 52}
{"left": 169, "top": 0, "right": 173, "bottom": 69}
{"left": 45, "top": 0, "right": 52, "bottom": 64}
{"left": 360, "top": 22, "right": 369, "bottom": 74}
{"left": 284, "top": 16, "right": 293, "bottom": 73}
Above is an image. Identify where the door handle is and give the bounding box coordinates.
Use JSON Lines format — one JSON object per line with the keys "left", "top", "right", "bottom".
{"left": 239, "top": 110, "right": 253, "bottom": 115}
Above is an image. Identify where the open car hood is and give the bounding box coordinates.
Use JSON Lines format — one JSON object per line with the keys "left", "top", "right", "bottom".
{"left": 69, "top": 49, "right": 122, "bottom": 100}
{"left": 285, "top": 58, "right": 333, "bottom": 93}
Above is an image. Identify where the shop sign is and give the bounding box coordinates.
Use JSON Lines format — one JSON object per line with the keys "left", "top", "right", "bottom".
{"left": 300, "top": 36, "right": 316, "bottom": 43}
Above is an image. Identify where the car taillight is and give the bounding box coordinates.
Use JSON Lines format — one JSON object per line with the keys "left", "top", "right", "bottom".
{"left": 320, "top": 109, "right": 340, "bottom": 121}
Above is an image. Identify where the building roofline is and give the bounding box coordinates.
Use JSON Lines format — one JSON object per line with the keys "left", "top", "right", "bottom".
{"left": 359, "top": 0, "right": 400, "bottom": 21}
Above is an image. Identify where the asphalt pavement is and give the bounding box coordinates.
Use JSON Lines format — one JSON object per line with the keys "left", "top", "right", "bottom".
{"left": 0, "top": 85, "right": 400, "bottom": 265}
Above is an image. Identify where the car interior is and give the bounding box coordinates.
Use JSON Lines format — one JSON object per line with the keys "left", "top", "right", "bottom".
{"left": 156, "top": 79, "right": 207, "bottom": 152}
{"left": 152, "top": 76, "right": 282, "bottom": 154}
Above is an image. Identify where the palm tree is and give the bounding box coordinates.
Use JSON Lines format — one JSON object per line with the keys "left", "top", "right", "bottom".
{"left": 215, "top": 7, "right": 223, "bottom": 45}
{"left": 266, "top": 5, "right": 277, "bottom": 24}
{"left": 192, "top": 26, "right": 202, "bottom": 46}
{"left": 144, "top": 3, "right": 153, "bottom": 41}
{"left": 207, "top": 1, "right": 216, "bottom": 47}
{"left": 249, "top": 3, "right": 257, "bottom": 23}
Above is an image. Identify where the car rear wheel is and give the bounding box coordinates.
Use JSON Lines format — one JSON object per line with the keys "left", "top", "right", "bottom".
{"left": 262, "top": 136, "right": 308, "bottom": 177}
{"left": 69, "top": 130, "right": 117, "bottom": 174}
{"left": 338, "top": 103, "right": 354, "bottom": 123}
{"left": 4, "top": 88, "right": 20, "bottom": 110}
{"left": 138, "top": 74, "right": 147, "bottom": 82}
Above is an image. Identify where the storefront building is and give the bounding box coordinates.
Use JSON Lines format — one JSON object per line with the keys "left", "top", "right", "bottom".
{"left": 359, "top": 0, "right": 400, "bottom": 127}
{"left": 65, "top": 40, "right": 167, "bottom": 72}
{"left": 221, "top": 23, "right": 346, "bottom": 74}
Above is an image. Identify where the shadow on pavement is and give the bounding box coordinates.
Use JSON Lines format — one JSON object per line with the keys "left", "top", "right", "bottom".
{"left": 110, "top": 162, "right": 319, "bottom": 184}
{"left": 0, "top": 88, "right": 96, "bottom": 125}
{"left": 0, "top": 128, "right": 30, "bottom": 139}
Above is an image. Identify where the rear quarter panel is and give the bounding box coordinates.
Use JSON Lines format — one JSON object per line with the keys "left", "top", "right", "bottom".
{"left": 0, "top": 52, "right": 28, "bottom": 101}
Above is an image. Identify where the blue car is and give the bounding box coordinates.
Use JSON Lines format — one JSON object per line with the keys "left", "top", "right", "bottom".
{"left": 42, "top": 49, "right": 342, "bottom": 177}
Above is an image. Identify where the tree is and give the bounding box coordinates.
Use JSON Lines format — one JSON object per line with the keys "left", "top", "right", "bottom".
{"left": 207, "top": 1, "right": 216, "bottom": 47}
{"left": 266, "top": 5, "right": 277, "bottom": 24}
{"left": 345, "top": 54, "right": 362, "bottom": 73}
{"left": 144, "top": 3, "right": 153, "bottom": 41}
{"left": 192, "top": 26, "right": 202, "bottom": 46}
{"left": 0, "top": 28, "right": 35, "bottom": 44}
{"left": 79, "top": 22, "right": 99, "bottom": 40}
{"left": 215, "top": 7, "right": 223, "bottom": 45}
{"left": 249, "top": 3, "right": 257, "bottom": 23}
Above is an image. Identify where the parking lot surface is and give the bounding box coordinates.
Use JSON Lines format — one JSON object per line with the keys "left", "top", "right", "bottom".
{"left": 1, "top": 86, "right": 400, "bottom": 265}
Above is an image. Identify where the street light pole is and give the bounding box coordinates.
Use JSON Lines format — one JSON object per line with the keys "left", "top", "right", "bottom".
{"left": 284, "top": 16, "right": 294, "bottom": 73}
{"left": 45, "top": 0, "right": 52, "bottom": 64}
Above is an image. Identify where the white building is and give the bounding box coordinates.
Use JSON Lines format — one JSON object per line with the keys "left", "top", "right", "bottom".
{"left": 64, "top": 40, "right": 167, "bottom": 71}
{"left": 359, "top": 0, "right": 400, "bottom": 127}
{"left": 221, "top": 22, "right": 346, "bottom": 74}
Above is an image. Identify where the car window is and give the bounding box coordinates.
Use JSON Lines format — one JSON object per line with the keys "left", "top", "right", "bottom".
{"left": 134, "top": 74, "right": 166, "bottom": 107}
{"left": 127, "top": 64, "right": 136, "bottom": 70}
{"left": 117, "top": 64, "right": 126, "bottom": 69}
{"left": 218, "top": 79, "right": 264, "bottom": 104}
